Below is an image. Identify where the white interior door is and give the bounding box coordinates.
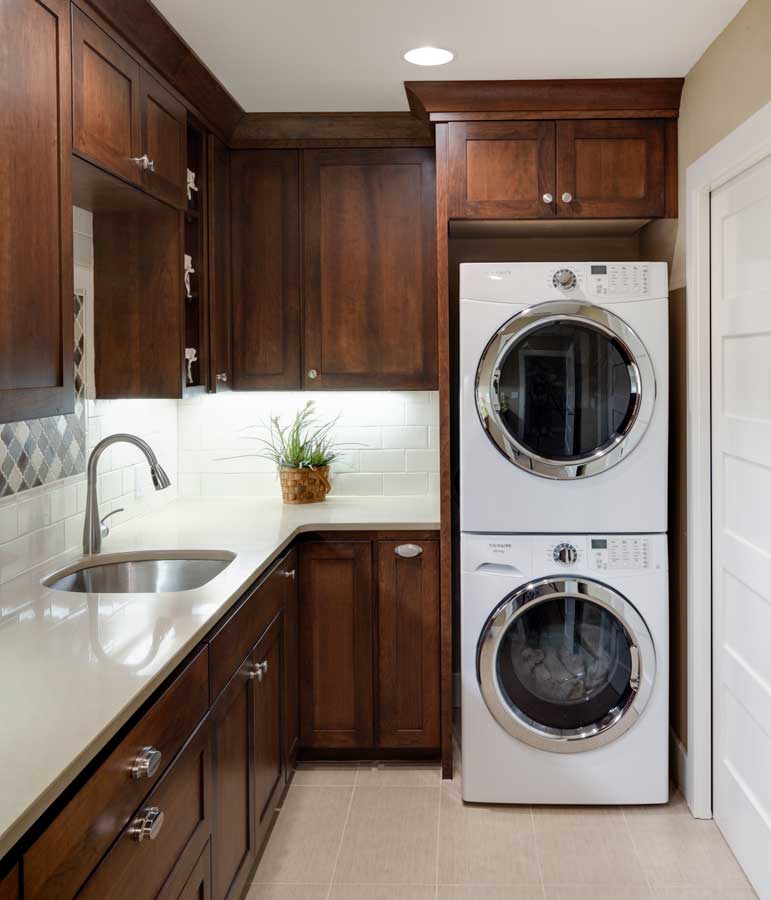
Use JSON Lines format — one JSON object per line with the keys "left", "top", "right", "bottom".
{"left": 711, "top": 152, "right": 771, "bottom": 900}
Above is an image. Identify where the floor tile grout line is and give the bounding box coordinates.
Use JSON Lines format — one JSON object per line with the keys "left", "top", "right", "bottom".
{"left": 623, "top": 805, "right": 657, "bottom": 899}
{"left": 530, "top": 805, "right": 547, "bottom": 895}
{"left": 324, "top": 777, "right": 358, "bottom": 900}
{"left": 434, "top": 778, "right": 443, "bottom": 900}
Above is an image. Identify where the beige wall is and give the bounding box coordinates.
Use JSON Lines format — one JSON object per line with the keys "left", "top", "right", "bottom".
{"left": 667, "top": 0, "right": 771, "bottom": 747}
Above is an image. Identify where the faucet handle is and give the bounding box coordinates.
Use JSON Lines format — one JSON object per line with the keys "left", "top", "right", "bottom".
{"left": 100, "top": 508, "right": 125, "bottom": 539}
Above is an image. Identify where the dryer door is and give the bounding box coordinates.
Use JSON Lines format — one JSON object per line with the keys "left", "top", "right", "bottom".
{"left": 476, "top": 301, "right": 655, "bottom": 479}
{"left": 477, "top": 576, "right": 655, "bottom": 752}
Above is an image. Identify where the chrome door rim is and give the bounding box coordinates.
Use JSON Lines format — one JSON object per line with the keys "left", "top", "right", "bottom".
{"left": 475, "top": 301, "right": 656, "bottom": 479}
{"left": 476, "top": 576, "right": 656, "bottom": 753}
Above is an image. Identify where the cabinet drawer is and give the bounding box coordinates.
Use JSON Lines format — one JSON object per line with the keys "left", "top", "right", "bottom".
{"left": 209, "top": 554, "right": 291, "bottom": 700}
{"left": 24, "top": 647, "right": 209, "bottom": 900}
{"left": 79, "top": 718, "right": 212, "bottom": 900}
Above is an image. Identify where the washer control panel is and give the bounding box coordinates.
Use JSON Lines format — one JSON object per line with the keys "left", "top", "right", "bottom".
{"left": 589, "top": 264, "right": 650, "bottom": 298}
{"left": 552, "top": 542, "right": 579, "bottom": 565}
{"left": 589, "top": 536, "right": 653, "bottom": 571}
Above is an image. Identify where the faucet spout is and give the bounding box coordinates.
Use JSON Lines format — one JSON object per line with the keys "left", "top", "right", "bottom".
{"left": 83, "top": 433, "right": 171, "bottom": 555}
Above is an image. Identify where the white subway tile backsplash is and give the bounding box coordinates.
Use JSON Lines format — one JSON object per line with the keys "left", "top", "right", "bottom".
{"left": 405, "top": 449, "right": 440, "bottom": 473}
{"left": 382, "top": 426, "right": 428, "bottom": 449}
{"left": 359, "top": 449, "right": 405, "bottom": 472}
{"left": 50, "top": 485, "right": 77, "bottom": 522}
{"left": 331, "top": 473, "right": 383, "bottom": 496}
{"left": 18, "top": 494, "right": 51, "bottom": 536}
{"left": 0, "top": 505, "right": 18, "bottom": 543}
{"left": 383, "top": 473, "right": 429, "bottom": 496}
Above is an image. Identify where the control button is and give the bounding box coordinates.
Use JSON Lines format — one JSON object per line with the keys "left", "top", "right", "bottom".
{"left": 553, "top": 542, "right": 578, "bottom": 565}
{"left": 552, "top": 269, "right": 577, "bottom": 291}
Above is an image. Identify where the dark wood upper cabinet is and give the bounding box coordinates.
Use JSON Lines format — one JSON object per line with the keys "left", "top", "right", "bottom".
{"left": 376, "top": 541, "right": 440, "bottom": 749}
{"left": 0, "top": 0, "right": 74, "bottom": 424}
{"left": 251, "top": 614, "right": 284, "bottom": 847}
{"left": 230, "top": 151, "right": 301, "bottom": 390}
{"left": 207, "top": 134, "right": 232, "bottom": 390}
{"left": 300, "top": 542, "right": 374, "bottom": 748}
{"left": 140, "top": 69, "right": 187, "bottom": 208}
{"left": 448, "top": 121, "right": 556, "bottom": 219}
{"left": 556, "top": 119, "right": 666, "bottom": 217}
{"left": 303, "top": 148, "right": 437, "bottom": 390}
{"left": 72, "top": 5, "right": 142, "bottom": 185}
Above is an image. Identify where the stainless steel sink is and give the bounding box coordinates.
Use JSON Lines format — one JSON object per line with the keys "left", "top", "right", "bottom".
{"left": 44, "top": 551, "right": 235, "bottom": 594}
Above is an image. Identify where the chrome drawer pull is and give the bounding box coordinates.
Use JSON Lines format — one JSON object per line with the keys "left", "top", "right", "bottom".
{"left": 248, "top": 661, "right": 269, "bottom": 682}
{"left": 131, "top": 746, "right": 162, "bottom": 780}
{"left": 129, "top": 806, "right": 164, "bottom": 843}
{"left": 395, "top": 544, "right": 423, "bottom": 558}
{"left": 281, "top": 569, "right": 296, "bottom": 580}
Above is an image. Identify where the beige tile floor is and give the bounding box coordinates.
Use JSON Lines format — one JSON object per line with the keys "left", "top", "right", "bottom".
{"left": 247, "top": 762, "right": 758, "bottom": 900}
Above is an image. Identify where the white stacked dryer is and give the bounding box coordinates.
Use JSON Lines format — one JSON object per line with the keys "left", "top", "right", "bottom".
{"left": 459, "top": 261, "right": 670, "bottom": 805}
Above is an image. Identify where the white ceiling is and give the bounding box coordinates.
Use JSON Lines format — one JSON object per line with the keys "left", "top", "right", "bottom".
{"left": 151, "top": 0, "right": 746, "bottom": 112}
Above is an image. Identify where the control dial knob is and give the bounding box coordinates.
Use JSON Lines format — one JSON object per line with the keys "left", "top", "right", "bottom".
{"left": 553, "top": 268, "right": 577, "bottom": 290}
{"left": 553, "top": 542, "right": 578, "bottom": 565}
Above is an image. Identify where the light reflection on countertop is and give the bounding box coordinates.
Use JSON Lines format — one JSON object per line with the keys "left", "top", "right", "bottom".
{"left": 0, "top": 495, "right": 439, "bottom": 859}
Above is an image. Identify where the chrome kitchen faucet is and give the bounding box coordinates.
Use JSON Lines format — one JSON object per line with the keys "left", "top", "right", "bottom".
{"left": 83, "top": 434, "right": 171, "bottom": 555}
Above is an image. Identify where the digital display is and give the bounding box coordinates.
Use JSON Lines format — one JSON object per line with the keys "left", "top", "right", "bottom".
{"left": 591, "top": 265, "right": 607, "bottom": 275}
{"left": 592, "top": 539, "right": 608, "bottom": 549}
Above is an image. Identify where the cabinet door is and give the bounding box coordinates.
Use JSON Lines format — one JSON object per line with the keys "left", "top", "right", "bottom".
{"left": 300, "top": 542, "right": 374, "bottom": 748}
{"left": 172, "top": 842, "right": 211, "bottom": 900}
{"left": 0, "top": 865, "right": 18, "bottom": 900}
{"left": 140, "top": 69, "right": 187, "bottom": 208}
{"left": 448, "top": 121, "right": 556, "bottom": 219}
{"left": 376, "top": 541, "right": 440, "bottom": 748}
{"left": 252, "top": 613, "right": 284, "bottom": 846}
{"left": 556, "top": 120, "right": 665, "bottom": 217}
{"left": 231, "top": 151, "right": 301, "bottom": 390}
{"left": 72, "top": 5, "right": 142, "bottom": 185}
{"left": 303, "top": 148, "right": 437, "bottom": 389}
{"left": 211, "top": 663, "right": 255, "bottom": 900}
{"left": 282, "top": 550, "right": 299, "bottom": 779}
{"left": 0, "top": 0, "right": 74, "bottom": 423}
{"left": 207, "top": 135, "right": 232, "bottom": 391}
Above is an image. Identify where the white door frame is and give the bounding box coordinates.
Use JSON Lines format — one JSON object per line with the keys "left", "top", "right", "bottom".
{"left": 686, "top": 101, "right": 771, "bottom": 819}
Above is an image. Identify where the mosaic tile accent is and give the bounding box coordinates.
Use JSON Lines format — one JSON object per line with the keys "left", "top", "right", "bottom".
{"left": 0, "top": 294, "right": 87, "bottom": 497}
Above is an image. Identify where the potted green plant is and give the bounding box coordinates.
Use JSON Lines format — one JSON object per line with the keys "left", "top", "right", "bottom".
{"left": 258, "top": 401, "right": 343, "bottom": 504}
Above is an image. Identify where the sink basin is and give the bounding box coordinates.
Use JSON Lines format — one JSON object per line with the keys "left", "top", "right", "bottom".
{"left": 44, "top": 551, "right": 235, "bottom": 594}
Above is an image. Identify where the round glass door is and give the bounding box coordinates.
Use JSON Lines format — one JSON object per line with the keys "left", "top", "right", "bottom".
{"left": 477, "top": 577, "right": 655, "bottom": 753}
{"left": 476, "top": 301, "right": 656, "bottom": 479}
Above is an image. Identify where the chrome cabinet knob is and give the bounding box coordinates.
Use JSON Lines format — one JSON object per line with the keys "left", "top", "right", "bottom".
{"left": 129, "top": 806, "right": 164, "bottom": 842}
{"left": 307, "top": 369, "right": 318, "bottom": 380}
{"left": 131, "top": 746, "right": 162, "bottom": 780}
{"left": 248, "top": 661, "right": 269, "bottom": 682}
{"left": 216, "top": 372, "right": 228, "bottom": 383}
{"left": 561, "top": 192, "right": 573, "bottom": 203}
{"left": 130, "top": 154, "right": 152, "bottom": 171}
{"left": 542, "top": 193, "right": 553, "bottom": 203}
{"left": 281, "top": 569, "right": 296, "bottom": 579}
{"left": 395, "top": 544, "right": 423, "bottom": 558}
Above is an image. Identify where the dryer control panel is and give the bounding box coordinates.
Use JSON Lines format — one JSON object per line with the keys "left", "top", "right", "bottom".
{"left": 588, "top": 263, "right": 651, "bottom": 298}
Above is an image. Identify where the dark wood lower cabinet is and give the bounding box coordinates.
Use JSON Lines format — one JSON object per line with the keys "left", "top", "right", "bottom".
{"left": 282, "top": 549, "right": 299, "bottom": 779}
{"left": 377, "top": 541, "right": 440, "bottom": 748}
{"left": 300, "top": 541, "right": 374, "bottom": 749}
{"left": 211, "top": 662, "right": 254, "bottom": 900}
{"left": 170, "top": 843, "right": 211, "bottom": 900}
{"left": 0, "top": 865, "right": 18, "bottom": 900}
{"left": 252, "top": 614, "right": 284, "bottom": 846}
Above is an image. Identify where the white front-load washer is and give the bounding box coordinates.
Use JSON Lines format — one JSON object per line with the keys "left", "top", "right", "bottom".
{"left": 461, "top": 532, "right": 669, "bottom": 805}
{"left": 460, "top": 262, "right": 669, "bottom": 533}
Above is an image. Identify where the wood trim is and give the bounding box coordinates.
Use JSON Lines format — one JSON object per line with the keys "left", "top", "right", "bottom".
{"left": 406, "top": 78, "right": 684, "bottom": 123}
{"left": 74, "top": 0, "right": 243, "bottom": 141}
{"left": 434, "top": 123, "right": 453, "bottom": 780}
{"left": 425, "top": 109, "right": 681, "bottom": 123}
{"left": 231, "top": 112, "right": 434, "bottom": 148}
{"left": 664, "top": 118, "right": 679, "bottom": 218}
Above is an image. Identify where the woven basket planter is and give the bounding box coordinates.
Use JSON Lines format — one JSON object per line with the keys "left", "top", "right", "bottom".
{"left": 278, "top": 466, "right": 331, "bottom": 504}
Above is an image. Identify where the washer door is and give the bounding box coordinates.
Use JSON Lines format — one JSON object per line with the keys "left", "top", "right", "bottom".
{"left": 476, "top": 301, "right": 655, "bottom": 479}
{"left": 477, "top": 577, "right": 655, "bottom": 753}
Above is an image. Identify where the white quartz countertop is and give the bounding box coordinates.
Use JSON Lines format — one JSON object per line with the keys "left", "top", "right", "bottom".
{"left": 0, "top": 495, "right": 439, "bottom": 859}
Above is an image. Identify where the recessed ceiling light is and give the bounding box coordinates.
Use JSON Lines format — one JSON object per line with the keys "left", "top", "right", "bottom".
{"left": 403, "top": 46, "right": 455, "bottom": 66}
